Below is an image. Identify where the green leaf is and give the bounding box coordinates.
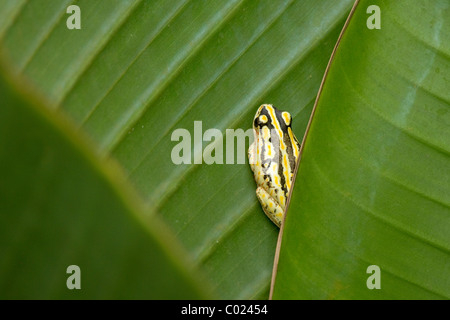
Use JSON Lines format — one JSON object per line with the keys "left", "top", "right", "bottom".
{"left": 273, "top": 0, "right": 450, "bottom": 299}
{"left": 0, "top": 64, "right": 208, "bottom": 299}
{"left": 0, "top": 0, "right": 354, "bottom": 298}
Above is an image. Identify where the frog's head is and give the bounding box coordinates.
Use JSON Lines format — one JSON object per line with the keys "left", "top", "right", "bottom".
{"left": 253, "top": 104, "right": 293, "bottom": 133}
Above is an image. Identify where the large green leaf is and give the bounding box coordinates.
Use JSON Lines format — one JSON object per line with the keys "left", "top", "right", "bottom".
{"left": 0, "top": 0, "right": 354, "bottom": 298}
{"left": 273, "top": 0, "right": 450, "bottom": 299}
{"left": 0, "top": 65, "right": 207, "bottom": 299}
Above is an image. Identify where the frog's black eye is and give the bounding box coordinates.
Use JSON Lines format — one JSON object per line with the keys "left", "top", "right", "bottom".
{"left": 281, "top": 111, "right": 292, "bottom": 126}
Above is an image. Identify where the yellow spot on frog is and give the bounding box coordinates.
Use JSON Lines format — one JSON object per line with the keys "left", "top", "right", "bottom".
{"left": 282, "top": 112, "right": 291, "bottom": 125}
{"left": 279, "top": 195, "right": 285, "bottom": 207}
{"left": 274, "top": 175, "right": 279, "bottom": 186}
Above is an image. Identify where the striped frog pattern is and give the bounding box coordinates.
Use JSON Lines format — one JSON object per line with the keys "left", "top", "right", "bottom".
{"left": 248, "top": 104, "right": 301, "bottom": 227}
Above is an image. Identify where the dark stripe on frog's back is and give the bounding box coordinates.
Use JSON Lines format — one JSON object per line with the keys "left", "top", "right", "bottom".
{"left": 257, "top": 108, "right": 273, "bottom": 171}
{"left": 273, "top": 107, "right": 298, "bottom": 184}
{"left": 277, "top": 145, "right": 288, "bottom": 198}
{"left": 254, "top": 107, "right": 272, "bottom": 192}
{"left": 268, "top": 108, "right": 289, "bottom": 198}
{"left": 255, "top": 106, "right": 278, "bottom": 170}
{"left": 285, "top": 128, "right": 299, "bottom": 176}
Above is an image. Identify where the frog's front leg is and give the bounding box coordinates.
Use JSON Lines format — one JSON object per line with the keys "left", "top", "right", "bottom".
{"left": 256, "top": 186, "right": 284, "bottom": 227}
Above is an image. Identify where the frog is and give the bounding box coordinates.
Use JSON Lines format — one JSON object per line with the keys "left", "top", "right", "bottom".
{"left": 248, "top": 104, "right": 301, "bottom": 227}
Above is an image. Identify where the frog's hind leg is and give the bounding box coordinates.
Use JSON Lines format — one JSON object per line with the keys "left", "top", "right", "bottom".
{"left": 255, "top": 187, "right": 284, "bottom": 227}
